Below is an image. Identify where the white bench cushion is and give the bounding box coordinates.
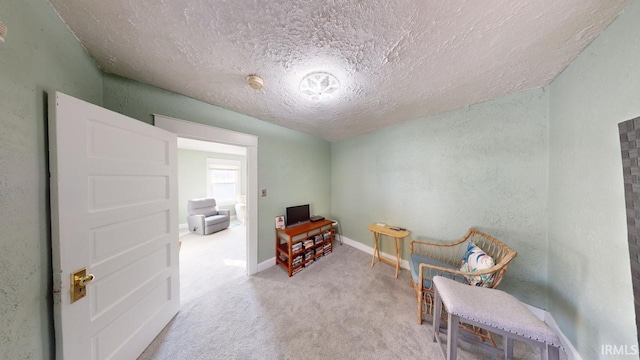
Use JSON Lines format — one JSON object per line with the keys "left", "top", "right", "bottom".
{"left": 433, "top": 276, "right": 561, "bottom": 347}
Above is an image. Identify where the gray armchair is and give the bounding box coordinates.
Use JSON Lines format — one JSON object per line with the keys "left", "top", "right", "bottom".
{"left": 187, "top": 198, "right": 230, "bottom": 235}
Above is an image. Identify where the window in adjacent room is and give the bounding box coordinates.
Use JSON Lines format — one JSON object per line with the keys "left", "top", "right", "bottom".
{"left": 207, "top": 158, "right": 241, "bottom": 206}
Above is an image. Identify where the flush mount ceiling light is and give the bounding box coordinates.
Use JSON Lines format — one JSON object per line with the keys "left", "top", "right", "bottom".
{"left": 300, "top": 72, "right": 340, "bottom": 100}
{"left": 247, "top": 75, "right": 264, "bottom": 90}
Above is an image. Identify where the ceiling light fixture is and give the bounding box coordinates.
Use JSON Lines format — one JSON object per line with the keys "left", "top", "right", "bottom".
{"left": 247, "top": 75, "right": 264, "bottom": 90}
{"left": 300, "top": 72, "right": 340, "bottom": 100}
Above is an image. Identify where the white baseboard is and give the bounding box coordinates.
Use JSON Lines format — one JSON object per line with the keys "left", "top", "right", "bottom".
{"left": 179, "top": 223, "right": 188, "bottom": 230}
{"left": 523, "top": 303, "right": 547, "bottom": 320}
{"left": 258, "top": 234, "right": 410, "bottom": 274}
{"left": 342, "top": 236, "right": 582, "bottom": 360}
{"left": 257, "top": 257, "right": 276, "bottom": 273}
{"left": 341, "top": 235, "right": 410, "bottom": 270}
{"left": 522, "top": 303, "right": 582, "bottom": 360}
{"left": 543, "top": 309, "right": 583, "bottom": 360}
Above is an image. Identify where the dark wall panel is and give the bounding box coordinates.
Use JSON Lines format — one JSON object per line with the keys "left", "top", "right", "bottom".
{"left": 619, "top": 117, "right": 640, "bottom": 346}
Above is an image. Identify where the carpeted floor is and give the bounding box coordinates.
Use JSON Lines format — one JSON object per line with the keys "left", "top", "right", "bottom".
{"left": 139, "top": 226, "right": 565, "bottom": 359}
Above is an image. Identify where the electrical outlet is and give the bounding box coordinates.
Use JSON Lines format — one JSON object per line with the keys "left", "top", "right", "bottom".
{"left": 261, "top": 188, "right": 267, "bottom": 197}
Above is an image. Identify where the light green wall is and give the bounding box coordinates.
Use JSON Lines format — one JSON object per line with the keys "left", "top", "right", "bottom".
{"left": 3, "top": 0, "right": 639, "bottom": 358}
{"left": 102, "top": 74, "right": 332, "bottom": 263}
{"left": 0, "top": 2, "right": 330, "bottom": 357}
{"left": 331, "top": 88, "right": 550, "bottom": 307}
{"left": 0, "top": 0, "right": 103, "bottom": 359}
{"left": 547, "top": 0, "right": 640, "bottom": 357}
{"left": 331, "top": 2, "right": 640, "bottom": 356}
{"left": 177, "top": 149, "right": 247, "bottom": 222}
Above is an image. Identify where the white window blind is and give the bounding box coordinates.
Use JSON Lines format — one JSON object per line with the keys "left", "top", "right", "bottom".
{"left": 207, "top": 158, "right": 241, "bottom": 205}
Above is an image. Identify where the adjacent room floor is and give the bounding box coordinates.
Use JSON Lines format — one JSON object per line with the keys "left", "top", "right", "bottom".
{"left": 139, "top": 225, "right": 566, "bottom": 359}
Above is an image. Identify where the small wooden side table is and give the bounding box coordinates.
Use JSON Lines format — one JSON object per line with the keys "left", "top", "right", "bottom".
{"left": 367, "top": 224, "right": 409, "bottom": 279}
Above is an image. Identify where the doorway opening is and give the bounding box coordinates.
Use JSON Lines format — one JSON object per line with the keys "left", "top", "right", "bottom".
{"left": 154, "top": 115, "right": 259, "bottom": 275}
{"left": 176, "top": 137, "right": 248, "bottom": 290}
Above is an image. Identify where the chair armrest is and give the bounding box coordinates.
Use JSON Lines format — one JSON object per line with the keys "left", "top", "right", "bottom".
{"left": 218, "top": 209, "right": 230, "bottom": 216}
{"left": 411, "top": 239, "right": 464, "bottom": 248}
{"left": 187, "top": 214, "right": 205, "bottom": 234}
{"left": 418, "top": 262, "right": 506, "bottom": 290}
{"left": 419, "top": 262, "right": 501, "bottom": 277}
{"left": 411, "top": 239, "right": 467, "bottom": 265}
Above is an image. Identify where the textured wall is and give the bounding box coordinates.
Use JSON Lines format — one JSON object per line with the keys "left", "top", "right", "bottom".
{"left": 0, "top": 1, "right": 103, "bottom": 359}
{"left": 102, "top": 74, "right": 332, "bottom": 263}
{"left": 177, "top": 149, "right": 247, "bottom": 222}
{"left": 547, "top": 0, "right": 640, "bottom": 357}
{"left": 331, "top": 88, "right": 550, "bottom": 307}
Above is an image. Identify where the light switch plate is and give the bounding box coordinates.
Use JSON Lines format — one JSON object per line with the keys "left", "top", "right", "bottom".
{"left": 261, "top": 188, "right": 267, "bottom": 197}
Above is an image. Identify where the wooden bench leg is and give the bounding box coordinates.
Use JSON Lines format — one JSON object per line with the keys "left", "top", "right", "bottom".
{"left": 447, "top": 313, "right": 459, "bottom": 360}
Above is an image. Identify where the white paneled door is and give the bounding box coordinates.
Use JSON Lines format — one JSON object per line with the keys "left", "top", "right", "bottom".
{"left": 49, "top": 92, "right": 179, "bottom": 360}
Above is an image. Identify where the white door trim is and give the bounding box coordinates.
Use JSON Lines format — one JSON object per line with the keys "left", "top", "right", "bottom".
{"left": 154, "top": 115, "right": 259, "bottom": 275}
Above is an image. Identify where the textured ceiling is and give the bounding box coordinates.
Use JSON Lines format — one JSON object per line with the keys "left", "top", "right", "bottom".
{"left": 49, "top": 0, "right": 629, "bottom": 142}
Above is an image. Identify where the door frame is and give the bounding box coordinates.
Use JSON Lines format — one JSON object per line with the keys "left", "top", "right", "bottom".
{"left": 154, "top": 115, "right": 259, "bottom": 275}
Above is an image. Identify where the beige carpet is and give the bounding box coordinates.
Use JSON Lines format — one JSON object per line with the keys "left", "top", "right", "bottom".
{"left": 139, "top": 226, "right": 565, "bottom": 359}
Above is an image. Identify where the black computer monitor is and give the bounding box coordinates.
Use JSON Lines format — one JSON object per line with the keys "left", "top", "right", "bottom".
{"left": 285, "top": 204, "right": 310, "bottom": 228}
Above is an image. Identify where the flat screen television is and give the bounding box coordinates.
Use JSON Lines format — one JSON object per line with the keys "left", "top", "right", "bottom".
{"left": 285, "top": 204, "right": 310, "bottom": 228}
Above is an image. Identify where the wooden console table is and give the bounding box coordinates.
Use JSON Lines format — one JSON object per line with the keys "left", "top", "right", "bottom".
{"left": 276, "top": 220, "right": 334, "bottom": 277}
{"left": 367, "top": 224, "right": 409, "bottom": 279}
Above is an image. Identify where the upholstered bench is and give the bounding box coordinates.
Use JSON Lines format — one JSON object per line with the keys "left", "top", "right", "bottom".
{"left": 432, "top": 276, "right": 562, "bottom": 360}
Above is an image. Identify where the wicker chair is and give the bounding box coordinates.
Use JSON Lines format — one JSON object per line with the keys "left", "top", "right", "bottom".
{"left": 409, "top": 228, "right": 517, "bottom": 325}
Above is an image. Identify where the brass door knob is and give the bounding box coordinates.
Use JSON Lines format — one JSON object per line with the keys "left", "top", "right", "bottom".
{"left": 70, "top": 268, "right": 95, "bottom": 303}
{"left": 75, "top": 273, "right": 95, "bottom": 287}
